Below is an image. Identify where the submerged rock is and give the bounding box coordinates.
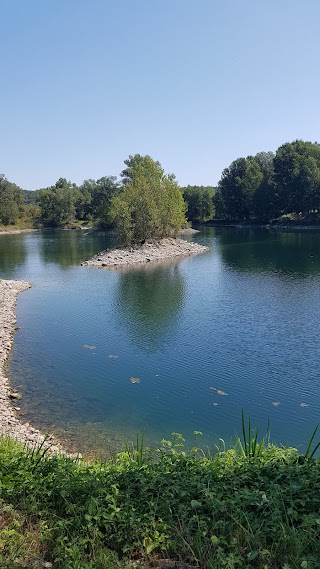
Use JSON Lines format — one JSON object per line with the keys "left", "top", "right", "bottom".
{"left": 9, "top": 391, "right": 22, "bottom": 400}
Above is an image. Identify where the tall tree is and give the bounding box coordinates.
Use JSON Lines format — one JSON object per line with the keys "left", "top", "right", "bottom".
{"left": 182, "top": 186, "right": 215, "bottom": 222}
{"left": 0, "top": 175, "right": 23, "bottom": 225}
{"left": 77, "top": 177, "right": 119, "bottom": 223}
{"left": 92, "top": 176, "right": 119, "bottom": 223}
{"left": 251, "top": 152, "right": 279, "bottom": 222}
{"left": 111, "top": 156, "right": 186, "bottom": 245}
{"left": 37, "top": 179, "right": 77, "bottom": 226}
{"left": 274, "top": 141, "right": 320, "bottom": 214}
{"left": 120, "top": 154, "right": 163, "bottom": 185}
{"left": 218, "top": 157, "right": 263, "bottom": 220}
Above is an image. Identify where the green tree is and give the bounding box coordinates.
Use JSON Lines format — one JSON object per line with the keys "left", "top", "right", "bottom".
{"left": 120, "top": 154, "right": 163, "bottom": 185}
{"left": 218, "top": 157, "right": 263, "bottom": 220}
{"left": 274, "top": 140, "right": 320, "bottom": 214}
{"left": 92, "top": 176, "right": 119, "bottom": 223}
{"left": 77, "top": 177, "right": 119, "bottom": 223}
{"left": 110, "top": 156, "right": 186, "bottom": 245}
{"left": 182, "top": 185, "right": 215, "bottom": 222}
{"left": 0, "top": 175, "right": 23, "bottom": 225}
{"left": 251, "top": 151, "right": 280, "bottom": 222}
{"left": 75, "top": 180, "right": 94, "bottom": 221}
{"left": 37, "top": 178, "right": 77, "bottom": 226}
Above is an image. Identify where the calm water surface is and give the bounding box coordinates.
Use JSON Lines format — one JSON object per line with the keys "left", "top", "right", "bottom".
{"left": 1, "top": 227, "right": 320, "bottom": 453}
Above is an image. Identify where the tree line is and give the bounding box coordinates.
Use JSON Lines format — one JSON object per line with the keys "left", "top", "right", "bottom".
{"left": 2, "top": 140, "right": 320, "bottom": 242}
{"left": 215, "top": 140, "right": 320, "bottom": 222}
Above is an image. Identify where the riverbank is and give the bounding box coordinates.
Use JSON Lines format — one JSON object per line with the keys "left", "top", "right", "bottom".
{"left": 200, "top": 221, "right": 320, "bottom": 230}
{"left": 0, "top": 434, "right": 319, "bottom": 568}
{"left": 0, "top": 279, "right": 62, "bottom": 452}
{"left": 81, "top": 237, "right": 209, "bottom": 268}
{"left": 0, "top": 228, "right": 39, "bottom": 235}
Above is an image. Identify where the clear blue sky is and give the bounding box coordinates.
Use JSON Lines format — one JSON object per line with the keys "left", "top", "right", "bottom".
{"left": 1, "top": 0, "right": 320, "bottom": 190}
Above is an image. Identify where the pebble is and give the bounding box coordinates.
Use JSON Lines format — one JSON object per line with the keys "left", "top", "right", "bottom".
{"left": 81, "top": 237, "right": 209, "bottom": 268}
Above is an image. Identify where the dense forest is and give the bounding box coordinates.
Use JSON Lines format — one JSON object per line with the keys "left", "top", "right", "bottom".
{"left": 2, "top": 140, "right": 320, "bottom": 238}
{"left": 215, "top": 140, "right": 320, "bottom": 222}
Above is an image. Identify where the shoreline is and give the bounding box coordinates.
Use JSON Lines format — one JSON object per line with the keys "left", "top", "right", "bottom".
{"left": 0, "top": 228, "right": 39, "bottom": 235}
{"left": 199, "top": 222, "right": 320, "bottom": 231}
{"left": 0, "top": 279, "right": 63, "bottom": 453}
{"left": 81, "top": 237, "right": 209, "bottom": 268}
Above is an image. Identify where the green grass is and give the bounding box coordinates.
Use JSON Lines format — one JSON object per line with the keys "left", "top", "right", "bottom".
{"left": 0, "top": 427, "right": 319, "bottom": 569}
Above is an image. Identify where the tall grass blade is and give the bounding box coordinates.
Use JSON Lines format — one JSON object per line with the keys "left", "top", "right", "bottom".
{"left": 241, "top": 410, "right": 247, "bottom": 456}
{"left": 304, "top": 423, "right": 319, "bottom": 459}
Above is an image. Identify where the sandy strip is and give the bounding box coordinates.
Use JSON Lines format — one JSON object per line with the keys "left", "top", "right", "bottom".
{"left": 81, "top": 237, "right": 209, "bottom": 268}
{"left": 0, "top": 280, "right": 63, "bottom": 453}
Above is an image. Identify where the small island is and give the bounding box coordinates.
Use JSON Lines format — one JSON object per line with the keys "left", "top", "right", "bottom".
{"left": 82, "top": 155, "right": 208, "bottom": 268}
{"left": 82, "top": 237, "right": 208, "bottom": 268}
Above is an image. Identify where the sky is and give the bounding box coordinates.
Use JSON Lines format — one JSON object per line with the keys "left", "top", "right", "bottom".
{"left": 1, "top": 0, "right": 320, "bottom": 190}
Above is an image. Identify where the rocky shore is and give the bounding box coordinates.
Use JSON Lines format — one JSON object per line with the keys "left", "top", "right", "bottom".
{"left": 81, "top": 237, "right": 209, "bottom": 268}
{"left": 0, "top": 279, "right": 63, "bottom": 453}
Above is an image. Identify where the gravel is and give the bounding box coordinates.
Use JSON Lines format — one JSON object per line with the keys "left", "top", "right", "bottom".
{"left": 81, "top": 237, "right": 209, "bottom": 268}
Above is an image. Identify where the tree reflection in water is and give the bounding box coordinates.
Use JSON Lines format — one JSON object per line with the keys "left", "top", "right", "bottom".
{"left": 218, "top": 227, "right": 320, "bottom": 277}
{"left": 0, "top": 234, "right": 27, "bottom": 276}
{"left": 116, "top": 258, "right": 185, "bottom": 351}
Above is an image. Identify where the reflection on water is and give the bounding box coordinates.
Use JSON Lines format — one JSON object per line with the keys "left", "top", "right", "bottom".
{"left": 218, "top": 227, "right": 320, "bottom": 276}
{"left": 2, "top": 227, "right": 320, "bottom": 455}
{"left": 38, "top": 229, "right": 117, "bottom": 268}
{"left": 0, "top": 234, "right": 27, "bottom": 276}
{"left": 116, "top": 259, "right": 185, "bottom": 351}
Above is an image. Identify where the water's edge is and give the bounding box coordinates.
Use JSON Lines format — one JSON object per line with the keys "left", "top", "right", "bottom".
{"left": 0, "top": 280, "right": 64, "bottom": 453}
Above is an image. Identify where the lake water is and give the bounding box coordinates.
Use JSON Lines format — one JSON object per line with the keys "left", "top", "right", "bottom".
{"left": 1, "top": 227, "right": 320, "bottom": 454}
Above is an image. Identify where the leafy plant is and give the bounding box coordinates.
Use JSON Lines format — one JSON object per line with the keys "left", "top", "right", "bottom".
{"left": 0, "top": 420, "right": 319, "bottom": 568}
{"left": 236, "top": 410, "right": 270, "bottom": 459}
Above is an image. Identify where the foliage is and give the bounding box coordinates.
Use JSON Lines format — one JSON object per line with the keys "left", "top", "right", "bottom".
{"left": 0, "top": 175, "right": 23, "bottom": 225}
{"left": 34, "top": 176, "right": 120, "bottom": 227}
{"left": 182, "top": 185, "right": 215, "bottom": 223}
{"left": 120, "top": 153, "right": 163, "bottom": 185}
{"left": 217, "top": 156, "right": 264, "bottom": 221}
{"left": 80, "top": 176, "right": 120, "bottom": 224}
{"left": 110, "top": 155, "right": 186, "bottom": 245}
{"left": 0, "top": 424, "right": 320, "bottom": 569}
{"left": 274, "top": 140, "right": 320, "bottom": 215}
{"left": 4, "top": 140, "right": 320, "bottom": 228}
{"left": 22, "top": 189, "right": 41, "bottom": 205}
{"left": 217, "top": 142, "right": 320, "bottom": 223}
{"left": 37, "top": 178, "right": 78, "bottom": 226}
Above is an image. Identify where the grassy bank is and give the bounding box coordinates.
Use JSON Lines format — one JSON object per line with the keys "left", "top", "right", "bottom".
{"left": 0, "top": 430, "right": 319, "bottom": 569}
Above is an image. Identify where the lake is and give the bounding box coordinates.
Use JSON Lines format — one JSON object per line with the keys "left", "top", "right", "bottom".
{"left": 1, "top": 227, "right": 320, "bottom": 455}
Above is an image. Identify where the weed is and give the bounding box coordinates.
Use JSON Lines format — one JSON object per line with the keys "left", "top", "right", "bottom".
{"left": 0, "top": 421, "right": 319, "bottom": 568}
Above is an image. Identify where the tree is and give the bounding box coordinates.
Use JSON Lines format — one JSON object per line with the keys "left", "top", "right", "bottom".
{"left": 0, "top": 175, "right": 23, "bottom": 225}
{"left": 273, "top": 141, "right": 320, "bottom": 214}
{"left": 92, "top": 176, "right": 119, "bottom": 223}
{"left": 182, "top": 185, "right": 215, "bottom": 223}
{"left": 37, "top": 179, "right": 77, "bottom": 226}
{"left": 74, "top": 181, "right": 93, "bottom": 221}
{"left": 77, "top": 177, "right": 119, "bottom": 223}
{"left": 251, "top": 152, "right": 280, "bottom": 222}
{"left": 110, "top": 156, "right": 186, "bottom": 245}
{"left": 218, "top": 157, "right": 263, "bottom": 220}
{"left": 120, "top": 154, "right": 163, "bottom": 185}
